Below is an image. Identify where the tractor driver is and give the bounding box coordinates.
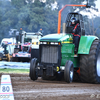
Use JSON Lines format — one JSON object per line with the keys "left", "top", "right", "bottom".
{"left": 70, "top": 17, "right": 81, "bottom": 54}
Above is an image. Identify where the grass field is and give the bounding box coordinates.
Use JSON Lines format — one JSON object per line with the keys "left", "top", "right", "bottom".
{"left": 0, "top": 68, "right": 29, "bottom": 73}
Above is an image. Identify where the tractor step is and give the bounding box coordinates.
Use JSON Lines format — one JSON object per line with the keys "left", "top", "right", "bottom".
{"left": 74, "top": 54, "right": 78, "bottom": 57}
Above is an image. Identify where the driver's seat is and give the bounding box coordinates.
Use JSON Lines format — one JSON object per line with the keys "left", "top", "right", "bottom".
{"left": 65, "top": 12, "right": 85, "bottom": 36}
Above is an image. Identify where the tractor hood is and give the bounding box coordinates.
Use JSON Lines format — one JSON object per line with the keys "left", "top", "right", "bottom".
{"left": 40, "top": 33, "right": 73, "bottom": 43}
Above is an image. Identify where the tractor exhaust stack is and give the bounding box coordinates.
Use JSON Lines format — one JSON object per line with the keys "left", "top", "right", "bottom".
{"left": 62, "top": 23, "right": 66, "bottom": 33}
{"left": 57, "top": 4, "right": 87, "bottom": 34}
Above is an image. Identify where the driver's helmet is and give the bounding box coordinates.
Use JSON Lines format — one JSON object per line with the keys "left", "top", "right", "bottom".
{"left": 71, "top": 17, "right": 77, "bottom": 23}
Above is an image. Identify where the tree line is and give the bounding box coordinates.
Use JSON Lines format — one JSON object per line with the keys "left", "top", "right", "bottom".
{"left": 0, "top": 0, "right": 100, "bottom": 41}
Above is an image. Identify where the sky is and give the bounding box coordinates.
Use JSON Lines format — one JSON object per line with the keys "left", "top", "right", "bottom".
{"left": 95, "top": 0, "right": 100, "bottom": 16}
{"left": 52, "top": 0, "right": 100, "bottom": 18}
{"left": 95, "top": 0, "right": 100, "bottom": 9}
{"left": 78, "top": 0, "right": 100, "bottom": 18}
{"left": 93, "top": 0, "right": 100, "bottom": 17}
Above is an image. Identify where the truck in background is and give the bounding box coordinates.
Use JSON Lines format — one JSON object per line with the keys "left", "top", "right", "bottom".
{"left": 0, "top": 29, "right": 43, "bottom": 62}
{"left": 12, "top": 30, "right": 43, "bottom": 62}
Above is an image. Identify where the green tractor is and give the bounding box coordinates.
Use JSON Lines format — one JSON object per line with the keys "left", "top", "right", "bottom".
{"left": 29, "top": 4, "right": 100, "bottom": 83}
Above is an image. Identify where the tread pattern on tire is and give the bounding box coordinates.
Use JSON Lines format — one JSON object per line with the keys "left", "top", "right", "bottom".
{"left": 30, "top": 58, "right": 38, "bottom": 81}
{"left": 80, "top": 39, "right": 100, "bottom": 83}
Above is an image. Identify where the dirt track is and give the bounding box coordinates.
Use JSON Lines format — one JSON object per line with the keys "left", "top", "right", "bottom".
{"left": 0, "top": 73, "right": 100, "bottom": 100}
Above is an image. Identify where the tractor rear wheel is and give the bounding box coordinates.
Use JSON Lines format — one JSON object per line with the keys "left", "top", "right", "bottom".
{"left": 29, "top": 58, "right": 38, "bottom": 81}
{"left": 80, "top": 39, "right": 100, "bottom": 83}
{"left": 64, "top": 60, "right": 74, "bottom": 83}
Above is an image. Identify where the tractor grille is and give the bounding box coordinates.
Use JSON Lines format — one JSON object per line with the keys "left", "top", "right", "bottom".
{"left": 41, "top": 45, "right": 58, "bottom": 63}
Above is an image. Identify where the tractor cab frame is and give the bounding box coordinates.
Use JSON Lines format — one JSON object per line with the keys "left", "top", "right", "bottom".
{"left": 65, "top": 12, "right": 85, "bottom": 36}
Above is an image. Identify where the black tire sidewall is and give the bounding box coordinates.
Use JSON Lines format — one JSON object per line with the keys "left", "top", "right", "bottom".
{"left": 64, "top": 60, "right": 74, "bottom": 83}
{"left": 30, "top": 58, "right": 38, "bottom": 80}
{"left": 80, "top": 40, "right": 100, "bottom": 83}
{"left": 95, "top": 42, "right": 100, "bottom": 82}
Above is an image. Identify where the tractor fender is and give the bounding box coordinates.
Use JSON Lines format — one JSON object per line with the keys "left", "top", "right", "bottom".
{"left": 78, "top": 36, "right": 99, "bottom": 54}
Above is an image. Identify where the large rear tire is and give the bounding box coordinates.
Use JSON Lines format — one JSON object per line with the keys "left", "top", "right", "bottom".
{"left": 29, "top": 58, "right": 38, "bottom": 81}
{"left": 64, "top": 60, "right": 74, "bottom": 83}
{"left": 80, "top": 40, "right": 100, "bottom": 83}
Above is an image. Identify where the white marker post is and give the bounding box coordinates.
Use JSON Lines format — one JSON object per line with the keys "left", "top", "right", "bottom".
{"left": 0, "top": 75, "right": 14, "bottom": 100}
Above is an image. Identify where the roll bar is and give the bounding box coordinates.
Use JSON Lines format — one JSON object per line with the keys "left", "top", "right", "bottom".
{"left": 57, "top": 4, "right": 87, "bottom": 34}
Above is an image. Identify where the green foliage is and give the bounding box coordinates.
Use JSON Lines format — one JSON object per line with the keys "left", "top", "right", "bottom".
{"left": 0, "top": 0, "right": 58, "bottom": 40}
{"left": 0, "top": 0, "right": 99, "bottom": 41}
{"left": 11, "top": 0, "right": 27, "bottom": 9}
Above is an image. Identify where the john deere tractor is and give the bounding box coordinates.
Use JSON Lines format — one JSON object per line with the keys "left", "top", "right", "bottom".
{"left": 29, "top": 3, "right": 100, "bottom": 83}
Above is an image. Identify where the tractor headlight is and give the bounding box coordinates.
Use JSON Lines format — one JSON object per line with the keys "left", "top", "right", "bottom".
{"left": 50, "top": 42, "right": 59, "bottom": 45}
{"left": 60, "top": 66, "right": 65, "bottom": 70}
{"left": 50, "top": 42, "right": 54, "bottom": 44}
{"left": 55, "top": 42, "right": 58, "bottom": 45}
{"left": 42, "top": 42, "right": 47, "bottom": 44}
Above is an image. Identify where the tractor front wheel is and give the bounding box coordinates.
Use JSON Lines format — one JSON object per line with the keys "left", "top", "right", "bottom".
{"left": 64, "top": 60, "right": 74, "bottom": 83}
{"left": 80, "top": 40, "right": 100, "bottom": 83}
{"left": 29, "top": 58, "right": 38, "bottom": 81}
